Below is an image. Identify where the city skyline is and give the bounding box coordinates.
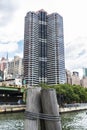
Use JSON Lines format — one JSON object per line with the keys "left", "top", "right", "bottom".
{"left": 0, "top": 0, "right": 87, "bottom": 76}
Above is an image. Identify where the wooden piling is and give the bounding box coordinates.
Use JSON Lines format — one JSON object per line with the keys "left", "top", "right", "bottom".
{"left": 41, "top": 88, "right": 62, "bottom": 130}
{"left": 24, "top": 87, "right": 41, "bottom": 130}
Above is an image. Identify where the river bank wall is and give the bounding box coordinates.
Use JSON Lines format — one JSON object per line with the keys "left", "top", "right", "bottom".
{"left": 0, "top": 105, "right": 26, "bottom": 113}
{"left": 59, "top": 105, "right": 87, "bottom": 113}
{"left": 0, "top": 104, "right": 87, "bottom": 114}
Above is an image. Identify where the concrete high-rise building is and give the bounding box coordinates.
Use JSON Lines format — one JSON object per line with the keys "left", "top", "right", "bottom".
{"left": 66, "top": 70, "right": 72, "bottom": 84}
{"left": 8, "top": 56, "right": 23, "bottom": 79}
{"left": 24, "top": 9, "right": 66, "bottom": 86}
{"left": 66, "top": 70, "right": 81, "bottom": 86}
{"left": 81, "top": 68, "right": 87, "bottom": 87}
{"left": 13, "top": 56, "right": 23, "bottom": 77}
{"left": 0, "top": 57, "right": 7, "bottom": 72}
{"left": 83, "top": 68, "right": 87, "bottom": 77}
{"left": 71, "top": 71, "right": 80, "bottom": 85}
{"left": 81, "top": 77, "right": 87, "bottom": 88}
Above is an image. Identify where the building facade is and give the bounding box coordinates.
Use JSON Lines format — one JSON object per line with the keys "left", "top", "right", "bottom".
{"left": 80, "top": 68, "right": 87, "bottom": 87}
{"left": 66, "top": 70, "right": 72, "bottom": 84}
{"left": 0, "top": 70, "right": 4, "bottom": 80}
{"left": 24, "top": 9, "right": 66, "bottom": 86}
{"left": 7, "top": 56, "right": 23, "bottom": 79}
{"left": 83, "top": 68, "right": 87, "bottom": 77}
{"left": 0, "top": 57, "right": 7, "bottom": 72}
{"left": 71, "top": 71, "right": 80, "bottom": 85}
{"left": 66, "top": 70, "right": 81, "bottom": 86}
{"left": 81, "top": 77, "right": 87, "bottom": 88}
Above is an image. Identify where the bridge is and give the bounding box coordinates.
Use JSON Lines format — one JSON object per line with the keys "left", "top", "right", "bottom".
{"left": 0, "top": 85, "right": 26, "bottom": 105}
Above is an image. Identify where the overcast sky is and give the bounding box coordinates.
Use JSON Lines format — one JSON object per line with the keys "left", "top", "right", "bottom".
{"left": 0, "top": 0, "right": 87, "bottom": 76}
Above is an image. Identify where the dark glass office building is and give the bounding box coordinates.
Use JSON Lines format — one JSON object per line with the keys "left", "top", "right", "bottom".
{"left": 24, "top": 9, "right": 66, "bottom": 86}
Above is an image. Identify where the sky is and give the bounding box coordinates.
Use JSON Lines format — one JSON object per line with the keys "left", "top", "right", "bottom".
{"left": 0, "top": 0, "right": 87, "bottom": 77}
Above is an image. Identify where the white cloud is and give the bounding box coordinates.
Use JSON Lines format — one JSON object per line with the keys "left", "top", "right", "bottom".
{"left": 0, "top": 0, "right": 87, "bottom": 77}
{"left": 0, "top": 42, "right": 18, "bottom": 52}
{"left": 65, "top": 37, "right": 87, "bottom": 74}
{"left": 0, "top": 0, "right": 20, "bottom": 26}
{"left": 0, "top": 0, "right": 86, "bottom": 42}
{"left": 15, "top": 52, "right": 23, "bottom": 58}
{"left": 0, "top": 0, "right": 24, "bottom": 42}
{"left": 1, "top": 0, "right": 87, "bottom": 43}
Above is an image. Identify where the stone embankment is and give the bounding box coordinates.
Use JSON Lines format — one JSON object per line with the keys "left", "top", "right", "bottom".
{"left": 0, "top": 105, "right": 26, "bottom": 113}
{"left": 0, "top": 104, "right": 87, "bottom": 114}
{"left": 59, "top": 104, "right": 87, "bottom": 113}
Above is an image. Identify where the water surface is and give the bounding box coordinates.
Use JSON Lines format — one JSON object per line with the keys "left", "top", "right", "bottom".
{"left": 0, "top": 111, "right": 87, "bottom": 130}
{"left": 0, "top": 112, "right": 24, "bottom": 130}
{"left": 61, "top": 110, "right": 87, "bottom": 130}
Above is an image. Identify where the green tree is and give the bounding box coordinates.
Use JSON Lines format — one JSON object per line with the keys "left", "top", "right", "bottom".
{"left": 39, "top": 83, "right": 87, "bottom": 104}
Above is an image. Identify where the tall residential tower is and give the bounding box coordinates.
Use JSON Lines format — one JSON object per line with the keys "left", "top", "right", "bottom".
{"left": 24, "top": 9, "right": 66, "bottom": 86}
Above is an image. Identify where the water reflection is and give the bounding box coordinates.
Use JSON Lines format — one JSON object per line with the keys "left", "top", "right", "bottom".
{"left": 61, "top": 110, "right": 87, "bottom": 130}
{"left": 0, "top": 113, "right": 24, "bottom": 130}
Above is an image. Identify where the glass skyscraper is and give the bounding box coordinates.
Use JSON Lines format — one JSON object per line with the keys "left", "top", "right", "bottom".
{"left": 23, "top": 9, "right": 66, "bottom": 86}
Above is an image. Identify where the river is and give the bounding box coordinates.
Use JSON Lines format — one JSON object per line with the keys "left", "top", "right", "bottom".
{"left": 61, "top": 110, "right": 87, "bottom": 130}
{"left": 0, "top": 112, "right": 24, "bottom": 130}
{"left": 0, "top": 111, "right": 87, "bottom": 130}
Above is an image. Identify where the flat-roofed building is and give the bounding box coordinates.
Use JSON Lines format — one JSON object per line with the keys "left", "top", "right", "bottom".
{"left": 23, "top": 9, "right": 66, "bottom": 86}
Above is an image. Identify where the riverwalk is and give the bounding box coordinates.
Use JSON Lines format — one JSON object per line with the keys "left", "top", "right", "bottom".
{"left": 59, "top": 103, "right": 87, "bottom": 113}
{"left": 0, "top": 104, "right": 87, "bottom": 114}
{"left": 0, "top": 105, "right": 26, "bottom": 113}
{"left": 59, "top": 105, "right": 87, "bottom": 113}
